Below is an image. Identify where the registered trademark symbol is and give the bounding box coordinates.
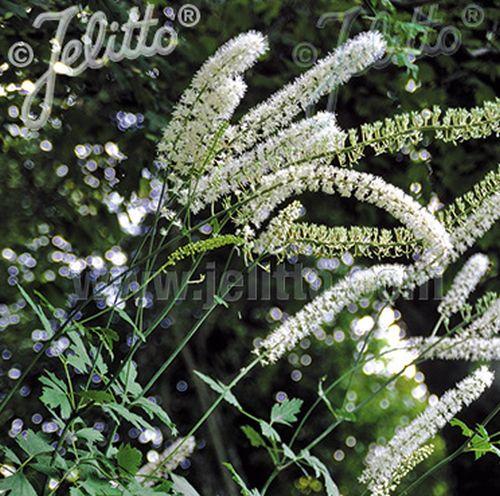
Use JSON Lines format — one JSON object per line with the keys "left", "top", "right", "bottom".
{"left": 178, "top": 4, "right": 201, "bottom": 28}
{"left": 461, "top": 4, "right": 484, "bottom": 28}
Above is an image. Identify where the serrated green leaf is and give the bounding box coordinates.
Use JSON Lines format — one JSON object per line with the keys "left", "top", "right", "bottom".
{"left": 16, "top": 430, "right": 54, "bottom": 457}
{"left": 223, "top": 462, "right": 260, "bottom": 496}
{"left": 69, "top": 488, "right": 86, "bottom": 496}
{"left": 91, "top": 327, "right": 119, "bottom": 358}
{"left": 270, "top": 398, "right": 303, "bottom": 426}
{"left": 300, "top": 449, "right": 339, "bottom": 496}
{"left": 73, "top": 322, "right": 118, "bottom": 360}
{"left": 104, "top": 403, "right": 154, "bottom": 431}
{"left": 78, "top": 390, "right": 114, "bottom": 404}
{"left": 0, "top": 471, "right": 37, "bottom": 496}
{"left": 115, "top": 308, "right": 146, "bottom": 342}
{"left": 171, "top": 473, "right": 201, "bottom": 495}
{"left": 332, "top": 408, "right": 356, "bottom": 423}
{"left": 241, "top": 425, "right": 265, "bottom": 448}
{"left": 194, "top": 370, "right": 241, "bottom": 408}
{"left": 1, "top": 446, "right": 21, "bottom": 465}
{"left": 82, "top": 477, "right": 122, "bottom": 495}
{"left": 30, "top": 456, "right": 60, "bottom": 477}
{"left": 476, "top": 424, "right": 489, "bottom": 438}
{"left": 134, "top": 397, "right": 178, "bottom": 435}
{"left": 450, "top": 418, "right": 474, "bottom": 437}
{"left": 92, "top": 347, "right": 109, "bottom": 377}
{"left": 17, "top": 285, "right": 53, "bottom": 337}
{"left": 66, "top": 330, "right": 92, "bottom": 373}
{"left": 282, "top": 444, "right": 296, "bottom": 461}
{"left": 30, "top": 451, "right": 67, "bottom": 477}
{"left": 75, "top": 427, "right": 104, "bottom": 444}
{"left": 116, "top": 361, "right": 142, "bottom": 397}
{"left": 39, "top": 371, "right": 72, "bottom": 419}
{"left": 117, "top": 444, "right": 142, "bottom": 475}
{"left": 259, "top": 421, "right": 281, "bottom": 442}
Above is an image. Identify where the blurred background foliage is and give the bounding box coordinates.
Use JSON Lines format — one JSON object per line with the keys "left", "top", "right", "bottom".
{"left": 0, "top": 0, "right": 498, "bottom": 494}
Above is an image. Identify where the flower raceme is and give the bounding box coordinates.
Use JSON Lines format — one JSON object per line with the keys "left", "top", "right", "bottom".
{"left": 360, "top": 367, "right": 495, "bottom": 496}
{"left": 254, "top": 200, "right": 420, "bottom": 260}
{"left": 187, "top": 112, "right": 343, "bottom": 212}
{"left": 236, "top": 165, "right": 453, "bottom": 267}
{"left": 157, "top": 31, "right": 268, "bottom": 180}
{"left": 254, "top": 264, "right": 406, "bottom": 364}
{"left": 403, "top": 336, "right": 500, "bottom": 361}
{"left": 230, "top": 31, "right": 387, "bottom": 154}
{"left": 438, "top": 253, "right": 490, "bottom": 319}
{"left": 159, "top": 30, "right": 387, "bottom": 204}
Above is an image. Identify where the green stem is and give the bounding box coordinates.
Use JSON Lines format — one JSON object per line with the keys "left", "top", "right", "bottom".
{"left": 150, "top": 357, "right": 261, "bottom": 478}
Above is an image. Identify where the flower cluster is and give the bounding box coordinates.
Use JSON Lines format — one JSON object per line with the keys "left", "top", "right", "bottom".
{"left": 254, "top": 264, "right": 406, "bottom": 363}
{"left": 164, "top": 235, "right": 244, "bottom": 268}
{"left": 136, "top": 436, "right": 196, "bottom": 486}
{"left": 232, "top": 31, "right": 386, "bottom": 155}
{"left": 403, "top": 336, "right": 500, "bottom": 361}
{"left": 360, "top": 367, "right": 494, "bottom": 496}
{"left": 237, "top": 166, "right": 451, "bottom": 253}
{"left": 450, "top": 190, "right": 500, "bottom": 256}
{"left": 437, "top": 165, "right": 500, "bottom": 255}
{"left": 333, "top": 99, "right": 499, "bottom": 168}
{"left": 254, "top": 200, "right": 420, "bottom": 259}
{"left": 438, "top": 254, "right": 490, "bottom": 319}
{"left": 460, "top": 297, "right": 500, "bottom": 338}
{"left": 189, "top": 113, "right": 342, "bottom": 212}
{"left": 157, "top": 31, "right": 268, "bottom": 181}
{"left": 368, "top": 444, "right": 434, "bottom": 496}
